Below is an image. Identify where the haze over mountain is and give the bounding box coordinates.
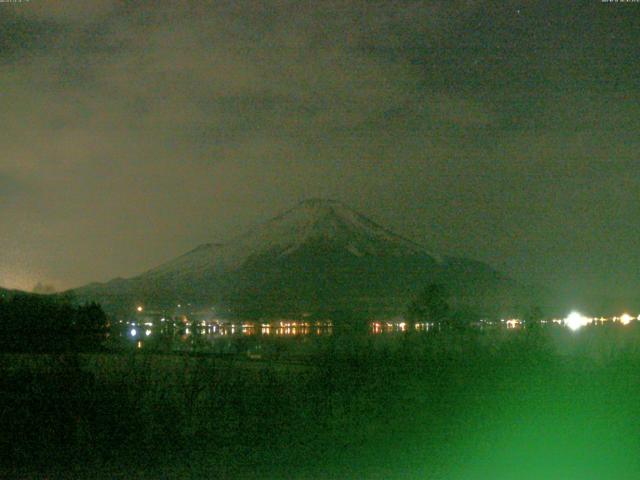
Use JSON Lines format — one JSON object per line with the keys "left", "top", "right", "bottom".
{"left": 72, "top": 199, "right": 539, "bottom": 319}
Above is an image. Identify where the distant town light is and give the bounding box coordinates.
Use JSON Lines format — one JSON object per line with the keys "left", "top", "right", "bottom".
{"left": 620, "top": 313, "right": 633, "bottom": 326}
{"left": 506, "top": 319, "right": 521, "bottom": 329}
{"left": 145, "top": 329, "right": 152, "bottom": 336}
{"left": 565, "top": 311, "right": 588, "bottom": 331}
{"left": 136, "top": 306, "right": 143, "bottom": 312}
{"left": 130, "top": 328, "right": 137, "bottom": 337}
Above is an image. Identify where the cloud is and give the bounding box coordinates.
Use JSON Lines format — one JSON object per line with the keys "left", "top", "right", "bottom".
{"left": 0, "top": 0, "right": 638, "bottom": 301}
{"left": 0, "top": 172, "right": 27, "bottom": 206}
{"left": 15, "top": 0, "right": 117, "bottom": 22}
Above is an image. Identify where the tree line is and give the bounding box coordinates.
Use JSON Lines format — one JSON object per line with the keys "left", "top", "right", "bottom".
{"left": 0, "top": 293, "right": 108, "bottom": 352}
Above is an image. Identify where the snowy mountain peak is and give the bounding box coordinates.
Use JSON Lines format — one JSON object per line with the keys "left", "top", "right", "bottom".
{"left": 72, "top": 200, "right": 529, "bottom": 319}
{"left": 277, "top": 198, "right": 355, "bottom": 223}
{"left": 233, "top": 198, "right": 429, "bottom": 260}
{"left": 297, "top": 197, "right": 344, "bottom": 207}
{"left": 142, "top": 200, "right": 433, "bottom": 279}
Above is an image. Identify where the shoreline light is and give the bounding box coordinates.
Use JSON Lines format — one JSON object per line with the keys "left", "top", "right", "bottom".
{"left": 565, "top": 311, "right": 588, "bottom": 331}
{"left": 620, "top": 313, "right": 633, "bottom": 326}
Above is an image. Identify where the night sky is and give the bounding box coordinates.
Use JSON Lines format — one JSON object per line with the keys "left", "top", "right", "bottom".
{"left": 1, "top": 1, "right": 638, "bottom": 308}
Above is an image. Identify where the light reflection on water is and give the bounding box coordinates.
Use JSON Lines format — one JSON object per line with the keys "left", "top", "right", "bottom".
{"left": 371, "top": 321, "right": 433, "bottom": 334}
{"left": 209, "top": 322, "right": 334, "bottom": 337}
{"left": 121, "top": 314, "right": 451, "bottom": 350}
{"left": 123, "top": 320, "right": 438, "bottom": 344}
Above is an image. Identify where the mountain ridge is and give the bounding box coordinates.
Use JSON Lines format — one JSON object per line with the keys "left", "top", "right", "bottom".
{"left": 71, "top": 199, "right": 534, "bottom": 319}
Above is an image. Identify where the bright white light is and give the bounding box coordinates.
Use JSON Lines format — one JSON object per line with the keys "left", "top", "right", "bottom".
{"left": 130, "top": 328, "right": 137, "bottom": 337}
{"left": 145, "top": 329, "right": 152, "bottom": 336}
{"left": 620, "top": 313, "right": 633, "bottom": 326}
{"left": 565, "top": 311, "right": 588, "bottom": 331}
{"left": 136, "top": 306, "right": 143, "bottom": 312}
{"left": 506, "top": 319, "right": 521, "bottom": 329}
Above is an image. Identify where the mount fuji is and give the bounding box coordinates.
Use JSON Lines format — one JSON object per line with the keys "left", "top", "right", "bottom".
{"left": 72, "top": 199, "right": 534, "bottom": 319}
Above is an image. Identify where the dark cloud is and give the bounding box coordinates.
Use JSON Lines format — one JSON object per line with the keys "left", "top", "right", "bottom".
{"left": 0, "top": 1, "right": 638, "bottom": 308}
{"left": 0, "top": 172, "right": 24, "bottom": 203}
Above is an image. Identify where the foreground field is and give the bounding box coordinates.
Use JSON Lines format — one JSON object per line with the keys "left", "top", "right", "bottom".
{"left": 2, "top": 326, "right": 640, "bottom": 479}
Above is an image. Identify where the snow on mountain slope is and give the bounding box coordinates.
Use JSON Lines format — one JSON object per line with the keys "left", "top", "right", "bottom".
{"left": 140, "top": 199, "right": 435, "bottom": 280}
{"left": 227, "top": 198, "right": 431, "bottom": 261}
{"left": 71, "top": 199, "right": 536, "bottom": 318}
{"left": 143, "top": 243, "right": 225, "bottom": 279}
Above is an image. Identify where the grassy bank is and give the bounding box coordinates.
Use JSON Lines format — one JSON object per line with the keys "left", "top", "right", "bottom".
{"left": 2, "top": 326, "right": 640, "bottom": 479}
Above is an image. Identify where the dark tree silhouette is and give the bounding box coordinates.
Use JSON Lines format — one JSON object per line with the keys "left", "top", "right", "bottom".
{"left": 406, "top": 283, "right": 452, "bottom": 330}
{"left": 0, "top": 294, "right": 108, "bottom": 352}
{"left": 524, "top": 305, "right": 544, "bottom": 331}
{"left": 72, "top": 302, "right": 109, "bottom": 350}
